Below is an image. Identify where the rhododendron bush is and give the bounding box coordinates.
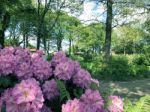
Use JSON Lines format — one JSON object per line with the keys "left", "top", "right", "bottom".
{"left": 0, "top": 47, "right": 124, "bottom": 112}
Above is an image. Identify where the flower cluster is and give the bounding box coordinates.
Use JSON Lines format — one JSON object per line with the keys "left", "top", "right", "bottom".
{"left": 108, "top": 96, "right": 124, "bottom": 112}
{"left": 0, "top": 54, "right": 17, "bottom": 75}
{"left": 73, "top": 69, "right": 92, "bottom": 88}
{"left": 0, "top": 47, "right": 124, "bottom": 112}
{"left": 53, "top": 51, "right": 92, "bottom": 88}
{"left": 51, "top": 51, "right": 68, "bottom": 67}
{"left": 32, "top": 57, "right": 52, "bottom": 80}
{"left": 2, "top": 78, "right": 44, "bottom": 112}
{"left": 62, "top": 99, "right": 83, "bottom": 112}
{"left": 0, "top": 47, "right": 52, "bottom": 80}
{"left": 54, "top": 60, "right": 75, "bottom": 80}
{"left": 62, "top": 89, "right": 105, "bottom": 112}
{"left": 42, "top": 79, "right": 59, "bottom": 101}
{"left": 41, "top": 105, "right": 53, "bottom": 112}
{"left": 80, "top": 89, "right": 104, "bottom": 111}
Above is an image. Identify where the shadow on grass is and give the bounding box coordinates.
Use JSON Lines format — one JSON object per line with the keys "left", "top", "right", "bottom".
{"left": 100, "top": 78, "right": 150, "bottom": 102}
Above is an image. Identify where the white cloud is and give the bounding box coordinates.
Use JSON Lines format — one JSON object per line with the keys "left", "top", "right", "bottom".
{"left": 79, "top": 2, "right": 105, "bottom": 24}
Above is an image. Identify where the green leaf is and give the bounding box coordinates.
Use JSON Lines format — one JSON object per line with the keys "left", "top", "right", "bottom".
{"left": 124, "top": 98, "right": 133, "bottom": 112}
{"left": 90, "top": 82, "right": 99, "bottom": 90}
{"left": 133, "top": 95, "right": 150, "bottom": 112}
{"left": 56, "top": 79, "right": 70, "bottom": 102}
{"left": 124, "top": 95, "right": 150, "bottom": 112}
{"left": 73, "top": 88, "right": 84, "bottom": 98}
{"left": 1, "top": 104, "right": 6, "bottom": 112}
{"left": 0, "top": 76, "right": 12, "bottom": 87}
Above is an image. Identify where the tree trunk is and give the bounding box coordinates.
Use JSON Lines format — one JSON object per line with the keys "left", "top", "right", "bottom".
{"left": 47, "top": 40, "right": 50, "bottom": 52}
{"left": 57, "top": 38, "right": 62, "bottom": 51}
{"left": 26, "top": 34, "right": 29, "bottom": 47}
{"left": 37, "top": 22, "right": 42, "bottom": 50}
{"left": 104, "top": 0, "right": 113, "bottom": 58}
{"left": 23, "top": 33, "right": 26, "bottom": 48}
{"left": 0, "top": 12, "right": 10, "bottom": 48}
{"left": 69, "top": 38, "right": 72, "bottom": 56}
{"left": 0, "top": 30, "right": 4, "bottom": 48}
{"left": 43, "top": 36, "right": 46, "bottom": 51}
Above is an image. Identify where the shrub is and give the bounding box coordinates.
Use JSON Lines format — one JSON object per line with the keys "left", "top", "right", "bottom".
{"left": 99, "top": 55, "right": 135, "bottom": 81}
{"left": 133, "top": 54, "right": 150, "bottom": 66}
{"left": 0, "top": 47, "right": 124, "bottom": 112}
{"left": 134, "top": 65, "right": 150, "bottom": 78}
{"left": 74, "top": 54, "right": 150, "bottom": 81}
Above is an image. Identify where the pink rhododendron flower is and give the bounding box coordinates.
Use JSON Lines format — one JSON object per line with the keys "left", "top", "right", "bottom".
{"left": 0, "top": 54, "right": 17, "bottom": 75}
{"left": 54, "top": 60, "right": 75, "bottom": 80}
{"left": 41, "top": 105, "right": 53, "bottom": 112}
{"left": 73, "top": 69, "right": 92, "bottom": 88}
{"left": 15, "top": 47, "right": 31, "bottom": 62}
{"left": 51, "top": 51, "right": 68, "bottom": 67}
{"left": 62, "top": 99, "right": 84, "bottom": 112}
{"left": 15, "top": 62, "right": 33, "bottom": 79}
{"left": 42, "top": 79, "right": 59, "bottom": 101}
{"left": 2, "top": 78, "right": 44, "bottom": 112}
{"left": 80, "top": 89, "right": 104, "bottom": 112}
{"left": 0, "top": 47, "right": 15, "bottom": 56}
{"left": 0, "top": 47, "right": 124, "bottom": 112}
{"left": 108, "top": 96, "right": 124, "bottom": 112}
{"left": 73, "top": 61, "right": 81, "bottom": 74}
{"left": 62, "top": 89, "right": 105, "bottom": 112}
{"left": 31, "top": 50, "right": 44, "bottom": 59}
{"left": 32, "top": 57, "right": 52, "bottom": 80}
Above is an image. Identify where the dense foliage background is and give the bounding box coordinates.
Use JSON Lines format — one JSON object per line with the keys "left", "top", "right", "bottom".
{"left": 0, "top": 0, "right": 150, "bottom": 111}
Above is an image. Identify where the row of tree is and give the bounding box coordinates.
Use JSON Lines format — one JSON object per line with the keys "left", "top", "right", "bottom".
{"left": 0, "top": 0, "right": 150, "bottom": 58}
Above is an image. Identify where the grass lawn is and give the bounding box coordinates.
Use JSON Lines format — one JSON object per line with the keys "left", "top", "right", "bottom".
{"left": 100, "top": 78, "right": 150, "bottom": 102}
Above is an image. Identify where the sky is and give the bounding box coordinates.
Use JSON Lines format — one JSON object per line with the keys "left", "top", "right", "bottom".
{"left": 79, "top": 1, "right": 106, "bottom": 24}
{"left": 78, "top": 1, "right": 148, "bottom": 25}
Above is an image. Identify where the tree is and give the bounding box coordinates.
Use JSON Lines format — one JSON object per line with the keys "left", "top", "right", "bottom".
{"left": 34, "top": 0, "right": 84, "bottom": 49}
{"left": 104, "top": 0, "right": 113, "bottom": 58}
{"left": 0, "top": 0, "right": 12, "bottom": 48}
{"left": 91, "top": 0, "right": 150, "bottom": 58}
{"left": 113, "top": 25, "right": 145, "bottom": 54}
{"left": 75, "top": 23, "right": 105, "bottom": 55}
{"left": 0, "top": 0, "right": 35, "bottom": 48}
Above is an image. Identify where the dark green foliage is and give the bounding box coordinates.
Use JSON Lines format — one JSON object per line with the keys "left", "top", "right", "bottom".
{"left": 1, "top": 104, "right": 6, "bottom": 112}
{"left": 100, "top": 56, "right": 135, "bottom": 81}
{"left": 56, "top": 80, "right": 71, "bottom": 102}
{"left": 133, "top": 54, "right": 150, "bottom": 66}
{"left": 72, "top": 54, "right": 150, "bottom": 81}
{"left": 99, "top": 55, "right": 150, "bottom": 81}
{"left": 45, "top": 98, "right": 61, "bottom": 112}
{"left": 46, "top": 53, "right": 54, "bottom": 61}
{"left": 73, "top": 88, "right": 84, "bottom": 99}
{"left": 0, "top": 75, "right": 18, "bottom": 92}
{"left": 79, "top": 55, "right": 103, "bottom": 77}
{"left": 90, "top": 82, "right": 99, "bottom": 90}
{"left": 99, "top": 86, "right": 114, "bottom": 100}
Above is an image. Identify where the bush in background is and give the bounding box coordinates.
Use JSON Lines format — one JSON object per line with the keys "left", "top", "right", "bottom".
{"left": 71, "top": 54, "right": 150, "bottom": 81}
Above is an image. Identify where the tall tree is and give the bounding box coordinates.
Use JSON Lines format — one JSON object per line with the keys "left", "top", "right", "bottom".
{"left": 35, "top": 0, "right": 84, "bottom": 50}
{"left": 0, "top": 0, "right": 12, "bottom": 48}
{"left": 91, "top": 0, "right": 150, "bottom": 58}
{"left": 104, "top": 0, "right": 113, "bottom": 58}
